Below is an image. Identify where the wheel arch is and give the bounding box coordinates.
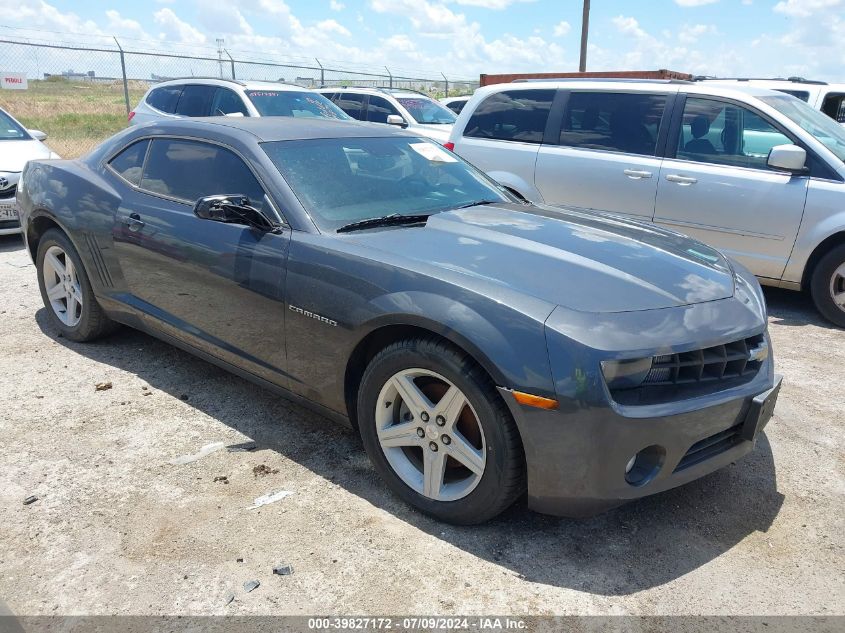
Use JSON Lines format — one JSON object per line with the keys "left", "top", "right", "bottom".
{"left": 801, "top": 230, "right": 845, "bottom": 290}
{"left": 26, "top": 212, "right": 68, "bottom": 262}
{"left": 485, "top": 170, "right": 544, "bottom": 204}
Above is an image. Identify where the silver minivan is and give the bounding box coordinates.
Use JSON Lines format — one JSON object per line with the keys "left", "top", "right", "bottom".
{"left": 447, "top": 79, "right": 845, "bottom": 327}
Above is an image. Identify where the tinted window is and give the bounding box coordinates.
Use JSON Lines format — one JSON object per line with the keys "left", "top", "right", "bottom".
{"left": 245, "top": 90, "right": 347, "bottom": 119}
{"left": 559, "top": 92, "right": 666, "bottom": 156}
{"left": 775, "top": 89, "right": 810, "bottom": 102}
{"left": 0, "top": 109, "right": 30, "bottom": 140}
{"left": 140, "top": 139, "right": 266, "bottom": 210}
{"left": 395, "top": 97, "right": 456, "bottom": 124}
{"left": 821, "top": 93, "right": 845, "bottom": 123}
{"left": 367, "top": 95, "right": 400, "bottom": 123}
{"left": 146, "top": 85, "right": 182, "bottom": 114}
{"left": 675, "top": 98, "right": 792, "bottom": 170}
{"left": 211, "top": 88, "right": 249, "bottom": 116}
{"left": 174, "top": 85, "right": 216, "bottom": 117}
{"left": 333, "top": 93, "right": 366, "bottom": 119}
{"left": 445, "top": 100, "right": 467, "bottom": 115}
{"left": 264, "top": 137, "right": 508, "bottom": 232}
{"left": 464, "top": 89, "right": 554, "bottom": 144}
{"left": 109, "top": 139, "right": 149, "bottom": 186}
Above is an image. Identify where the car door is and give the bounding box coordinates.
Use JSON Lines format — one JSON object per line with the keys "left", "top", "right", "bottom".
{"left": 108, "top": 136, "right": 291, "bottom": 385}
{"left": 332, "top": 92, "right": 366, "bottom": 121}
{"left": 173, "top": 84, "right": 216, "bottom": 118}
{"left": 534, "top": 90, "right": 671, "bottom": 219}
{"left": 210, "top": 87, "right": 249, "bottom": 117}
{"left": 365, "top": 94, "right": 401, "bottom": 124}
{"left": 654, "top": 95, "right": 809, "bottom": 281}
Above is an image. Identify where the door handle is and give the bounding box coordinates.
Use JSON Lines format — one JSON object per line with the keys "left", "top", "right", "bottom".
{"left": 122, "top": 212, "right": 145, "bottom": 231}
{"left": 623, "top": 169, "right": 653, "bottom": 179}
{"left": 666, "top": 174, "right": 698, "bottom": 185}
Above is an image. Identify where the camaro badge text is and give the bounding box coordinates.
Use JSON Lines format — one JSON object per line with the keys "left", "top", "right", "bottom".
{"left": 289, "top": 304, "right": 338, "bottom": 327}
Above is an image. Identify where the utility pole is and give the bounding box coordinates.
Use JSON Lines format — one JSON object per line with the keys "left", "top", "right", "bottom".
{"left": 579, "top": 0, "right": 590, "bottom": 72}
{"left": 216, "top": 38, "right": 225, "bottom": 78}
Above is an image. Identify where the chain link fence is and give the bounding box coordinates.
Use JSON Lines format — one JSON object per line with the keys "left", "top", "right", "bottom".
{"left": 0, "top": 37, "right": 479, "bottom": 159}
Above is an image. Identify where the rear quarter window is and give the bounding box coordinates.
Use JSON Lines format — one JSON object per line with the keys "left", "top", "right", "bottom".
{"left": 146, "top": 85, "right": 183, "bottom": 114}
{"left": 108, "top": 139, "right": 150, "bottom": 186}
{"left": 464, "top": 89, "right": 554, "bottom": 144}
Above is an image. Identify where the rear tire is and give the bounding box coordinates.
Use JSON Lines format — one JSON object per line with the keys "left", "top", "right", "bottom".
{"left": 809, "top": 244, "right": 845, "bottom": 328}
{"left": 357, "top": 337, "right": 524, "bottom": 524}
{"left": 36, "top": 228, "right": 116, "bottom": 342}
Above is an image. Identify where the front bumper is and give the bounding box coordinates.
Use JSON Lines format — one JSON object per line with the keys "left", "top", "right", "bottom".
{"left": 499, "top": 374, "right": 780, "bottom": 517}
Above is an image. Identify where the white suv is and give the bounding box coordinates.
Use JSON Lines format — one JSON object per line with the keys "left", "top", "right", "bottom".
{"left": 317, "top": 88, "right": 456, "bottom": 143}
{"left": 129, "top": 78, "right": 349, "bottom": 125}
{"left": 696, "top": 77, "right": 845, "bottom": 125}
{"left": 447, "top": 79, "right": 845, "bottom": 326}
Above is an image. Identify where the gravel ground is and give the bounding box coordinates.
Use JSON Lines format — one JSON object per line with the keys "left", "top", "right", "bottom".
{"left": 0, "top": 233, "right": 843, "bottom": 617}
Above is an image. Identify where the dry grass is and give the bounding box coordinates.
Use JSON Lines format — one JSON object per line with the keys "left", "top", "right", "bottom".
{"left": 0, "top": 79, "right": 147, "bottom": 158}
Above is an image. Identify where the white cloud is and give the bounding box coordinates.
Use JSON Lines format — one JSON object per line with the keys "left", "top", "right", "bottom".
{"left": 154, "top": 8, "right": 207, "bottom": 45}
{"left": 675, "top": 0, "right": 719, "bottom": 6}
{"left": 612, "top": 15, "right": 648, "bottom": 39}
{"left": 450, "top": 0, "right": 534, "bottom": 8}
{"left": 330, "top": 0, "right": 345, "bottom": 9}
{"left": 104, "top": 10, "right": 150, "bottom": 41}
{"left": 553, "top": 21, "right": 571, "bottom": 37}
{"left": 316, "top": 19, "right": 351, "bottom": 37}
{"left": 774, "top": 0, "right": 842, "bottom": 17}
{"left": 678, "top": 23, "right": 717, "bottom": 44}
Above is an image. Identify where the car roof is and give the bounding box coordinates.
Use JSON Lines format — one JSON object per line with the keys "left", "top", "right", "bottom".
{"left": 148, "top": 78, "right": 311, "bottom": 92}
{"left": 134, "top": 116, "right": 419, "bottom": 142}
{"left": 319, "top": 87, "right": 436, "bottom": 98}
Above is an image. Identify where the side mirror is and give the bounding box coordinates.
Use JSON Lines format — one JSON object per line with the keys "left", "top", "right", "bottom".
{"left": 223, "top": 112, "right": 245, "bottom": 118}
{"left": 193, "top": 194, "right": 282, "bottom": 233}
{"left": 767, "top": 144, "right": 807, "bottom": 173}
{"left": 29, "top": 129, "right": 47, "bottom": 141}
{"left": 386, "top": 114, "right": 407, "bottom": 128}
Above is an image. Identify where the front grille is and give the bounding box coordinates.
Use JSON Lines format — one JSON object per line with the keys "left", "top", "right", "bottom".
{"left": 0, "top": 219, "right": 20, "bottom": 230}
{"left": 674, "top": 423, "right": 744, "bottom": 472}
{"left": 0, "top": 185, "right": 17, "bottom": 198}
{"left": 611, "top": 334, "right": 766, "bottom": 405}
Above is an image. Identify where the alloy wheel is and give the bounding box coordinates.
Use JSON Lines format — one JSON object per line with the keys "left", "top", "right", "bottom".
{"left": 42, "top": 244, "right": 83, "bottom": 327}
{"left": 830, "top": 262, "right": 845, "bottom": 313}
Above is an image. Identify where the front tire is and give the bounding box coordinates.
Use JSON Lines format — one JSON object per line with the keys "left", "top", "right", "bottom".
{"left": 357, "top": 337, "right": 524, "bottom": 524}
{"left": 36, "top": 228, "right": 116, "bottom": 342}
{"left": 810, "top": 244, "right": 845, "bottom": 328}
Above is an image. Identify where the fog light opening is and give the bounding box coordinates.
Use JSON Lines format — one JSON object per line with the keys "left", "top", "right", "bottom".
{"left": 625, "top": 445, "right": 666, "bottom": 487}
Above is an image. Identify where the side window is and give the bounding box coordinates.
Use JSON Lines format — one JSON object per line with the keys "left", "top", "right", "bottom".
{"left": 464, "top": 89, "right": 554, "bottom": 143}
{"left": 139, "top": 139, "right": 267, "bottom": 211}
{"left": 366, "top": 95, "right": 400, "bottom": 123}
{"left": 334, "top": 93, "right": 365, "bottom": 120}
{"left": 174, "top": 85, "right": 216, "bottom": 117}
{"left": 676, "top": 98, "right": 792, "bottom": 170}
{"left": 108, "top": 139, "right": 150, "bottom": 186}
{"left": 821, "top": 93, "right": 845, "bottom": 123}
{"left": 211, "top": 88, "right": 249, "bottom": 116}
{"left": 559, "top": 92, "right": 666, "bottom": 156}
{"left": 446, "top": 100, "right": 467, "bottom": 115}
{"left": 146, "top": 85, "right": 182, "bottom": 114}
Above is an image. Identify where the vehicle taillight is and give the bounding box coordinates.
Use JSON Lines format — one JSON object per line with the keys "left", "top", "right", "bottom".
{"left": 127, "top": 111, "right": 135, "bottom": 122}
{"left": 443, "top": 142, "right": 455, "bottom": 152}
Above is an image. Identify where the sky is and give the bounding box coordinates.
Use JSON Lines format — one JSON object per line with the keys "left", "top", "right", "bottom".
{"left": 0, "top": 0, "right": 843, "bottom": 81}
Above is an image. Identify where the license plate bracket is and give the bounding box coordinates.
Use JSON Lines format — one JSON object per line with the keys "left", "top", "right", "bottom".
{"left": 741, "top": 375, "right": 782, "bottom": 442}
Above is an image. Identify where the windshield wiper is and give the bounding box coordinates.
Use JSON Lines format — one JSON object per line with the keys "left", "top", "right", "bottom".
{"left": 453, "top": 199, "right": 501, "bottom": 210}
{"left": 336, "top": 213, "right": 433, "bottom": 233}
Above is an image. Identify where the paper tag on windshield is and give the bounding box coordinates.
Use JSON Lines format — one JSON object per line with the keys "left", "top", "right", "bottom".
{"left": 410, "top": 142, "right": 457, "bottom": 163}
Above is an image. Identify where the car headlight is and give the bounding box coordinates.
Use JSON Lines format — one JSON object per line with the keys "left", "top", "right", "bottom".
{"left": 600, "top": 357, "right": 653, "bottom": 390}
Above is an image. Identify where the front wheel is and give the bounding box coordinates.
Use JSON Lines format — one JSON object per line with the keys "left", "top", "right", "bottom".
{"left": 36, "top": 228, "right": 116, "bottom": 342}
{"left": 357, "top": 338, "right": 525, "bottom": 524}
{"left": 810, "top": 244, "right": 845, "bottom": 328}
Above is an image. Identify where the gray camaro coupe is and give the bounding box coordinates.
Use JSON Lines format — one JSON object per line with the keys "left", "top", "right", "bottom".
{"left": 17, "top": 117, "right": 781, "bottom": 523}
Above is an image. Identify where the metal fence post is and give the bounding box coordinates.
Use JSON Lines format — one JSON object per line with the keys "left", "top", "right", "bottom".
{"left": 441, "top": 72, "right": 448, "bottom": 98}
{"left": 113, "top": 37, "right": 130, "bottom": 117}
{"left": 385, "top": 66, "right": 393, "bottom": 89}
{"left": 225, "top": 49, "right": 236, "bottom": 79}
{"left": 315, "top": 58, "right": 324, "bottom": 87}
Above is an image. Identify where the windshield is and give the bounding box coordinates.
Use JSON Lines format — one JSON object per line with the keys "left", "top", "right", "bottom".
{"left": 245, "top": 90, "right": 349, "bottom": 119}
{"left": 395, "top": 97, "right": 456, "bottom": 125}
{"left": 761, "top": 94, "right": 845, "bottom": 162}
{"left": 0, "top": 109, "right": 30, "bottom": 140}
{"left": 263, "top": 136, "right": 509, "bottom": 232}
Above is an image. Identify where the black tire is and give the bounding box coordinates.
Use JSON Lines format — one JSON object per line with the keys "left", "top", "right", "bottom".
{"left": 357, "top": 337, "right": 525, "bottom": 524}
{"left": 810, "top": 244, "right": 845, "bottom": 328}
{"left": 36, "top": 228, "right": 117, "bottom": 342}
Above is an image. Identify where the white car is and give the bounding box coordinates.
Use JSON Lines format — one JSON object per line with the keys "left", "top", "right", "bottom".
{"left": 129, "top": 78, "right": 349, "bottom": 125}
{"left": 447, "top": 79, "right": 845, "bottom": 326}
{"left": 318, "top": 87, "right": 456, "bottom": 144}
{"left": 440, "top": 96, "right": 471, "bottom": 115}
{"left": 0, "top": 106, "right": 58, "bottom": 236}
{"left": 697, "top": 77, "right": 845, "bottom": 125}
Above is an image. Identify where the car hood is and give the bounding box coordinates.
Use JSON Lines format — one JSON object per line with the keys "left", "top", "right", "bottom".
{"left": 0, "top": 139, "right": 55, "bottom": 172}
{"left": 345, "top": 203, "right": 736, "bottom": 313}
{"left": 411, "top": 124, "right": 453, "bottom": 143}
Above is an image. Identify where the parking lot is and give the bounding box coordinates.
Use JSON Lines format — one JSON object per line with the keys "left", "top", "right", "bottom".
{"left": 0, "top": 232, "right": 842, "bottom": 616}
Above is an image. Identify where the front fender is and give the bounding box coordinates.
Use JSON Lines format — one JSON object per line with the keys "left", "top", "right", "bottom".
{"left": 783, "top": 179, "right": 845, "bottom": 285}
{"left": 486, "top": 170, "right": 545, "bottom": 204}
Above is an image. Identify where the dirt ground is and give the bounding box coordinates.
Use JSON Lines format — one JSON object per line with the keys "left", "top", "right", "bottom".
{"left": 0, "top": 233, "right": 843, "bottom": 617}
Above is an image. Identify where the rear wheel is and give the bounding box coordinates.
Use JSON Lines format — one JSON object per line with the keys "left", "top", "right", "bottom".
{"left": 36, "top": 228, "right": 116, "bottom": 341}
{"left": 357, "top": 337, "right": 524, "bottom": 524}
{"left": 810, "top": 244, "right": 845, "bottom": 328}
